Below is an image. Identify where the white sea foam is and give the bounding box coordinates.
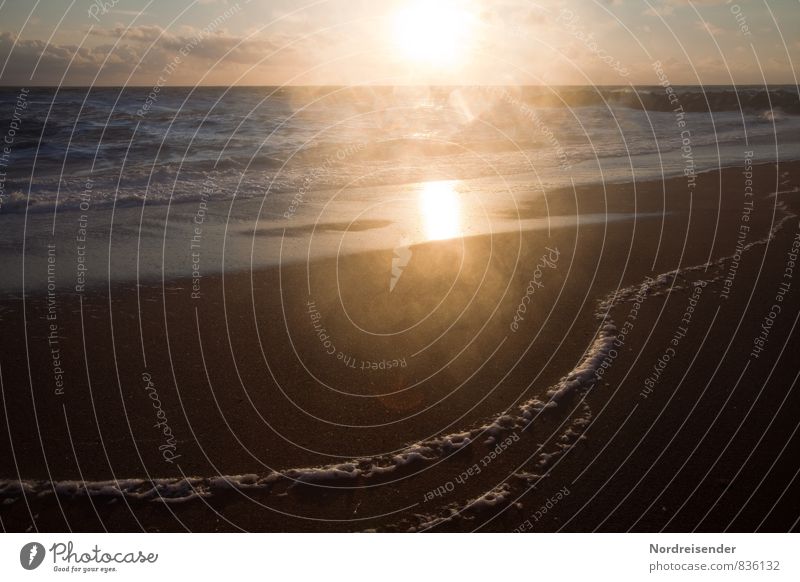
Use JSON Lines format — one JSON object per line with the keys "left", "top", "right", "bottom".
{"left": 2, "top": 192, "right": 796, "bottom": 510}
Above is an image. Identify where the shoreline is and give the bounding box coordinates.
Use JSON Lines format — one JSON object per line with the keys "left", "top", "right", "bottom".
{"left": 0, "top": 159, "right": 791, "bottom": 297}
{"left": 1, "top": 154, "right": 794, "bottom": 218}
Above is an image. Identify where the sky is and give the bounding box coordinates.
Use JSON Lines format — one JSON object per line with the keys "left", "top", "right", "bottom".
{"left": 0, "top": 0, "right": 798, "bottom": 86}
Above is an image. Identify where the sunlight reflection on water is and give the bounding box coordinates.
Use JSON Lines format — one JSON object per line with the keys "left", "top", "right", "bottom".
{"left": 418, "top": 180, "right": 462, "bottom": 241}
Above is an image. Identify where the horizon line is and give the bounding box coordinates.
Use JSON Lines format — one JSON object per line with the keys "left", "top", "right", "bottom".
{"left": 0, "top": 83, "right": 798, "bottom": 89}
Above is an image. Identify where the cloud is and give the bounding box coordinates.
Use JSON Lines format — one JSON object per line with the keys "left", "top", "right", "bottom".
{"left": 91, "top": 25, "right": 286, "bottom": 64}
{"left": 0, "top": 0, "right": 795, "bottom": 86}
{"left": 0, "top": 23, "right": 319, "bottom": 85}
{"left": 0, "top": 31, "right": 132, "bottom": 83}
{"left": 644, "top": 0, "right": 729, "bottom": 17}
{"left": 694, "top": 20, "right": 725, "bottom": 36}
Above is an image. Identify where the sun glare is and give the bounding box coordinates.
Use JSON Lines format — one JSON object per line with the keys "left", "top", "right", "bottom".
{"left": 419, "top": 181, "right": 462, "bottom": 241}
{"left": 392, "top": 1, "right": 474, "bottom": 67}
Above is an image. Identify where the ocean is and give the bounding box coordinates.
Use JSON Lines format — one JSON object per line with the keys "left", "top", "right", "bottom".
{"left": 1, "top": 85, "right": 798, "bottom": 291}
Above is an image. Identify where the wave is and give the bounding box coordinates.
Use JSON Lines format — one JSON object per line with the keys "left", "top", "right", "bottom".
{"left": 3, "top": 85, "right": 800, "bottom": 219}
{"left": 482, "top": 85, "right": 800, "bottom": 114}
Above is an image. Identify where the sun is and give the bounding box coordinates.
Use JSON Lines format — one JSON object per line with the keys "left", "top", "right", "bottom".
{"left": 391, "top": 1, "right": 475, "bottom": 67}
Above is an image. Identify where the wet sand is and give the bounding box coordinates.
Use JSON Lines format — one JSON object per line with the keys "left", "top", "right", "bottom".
{"left": 1, "top": 161, "right": 799, "bottom": 532}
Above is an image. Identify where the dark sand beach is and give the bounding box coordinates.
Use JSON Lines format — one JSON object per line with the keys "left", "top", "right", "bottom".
{"left": 1, "top": 161, "right": 799, "bottom": 532}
